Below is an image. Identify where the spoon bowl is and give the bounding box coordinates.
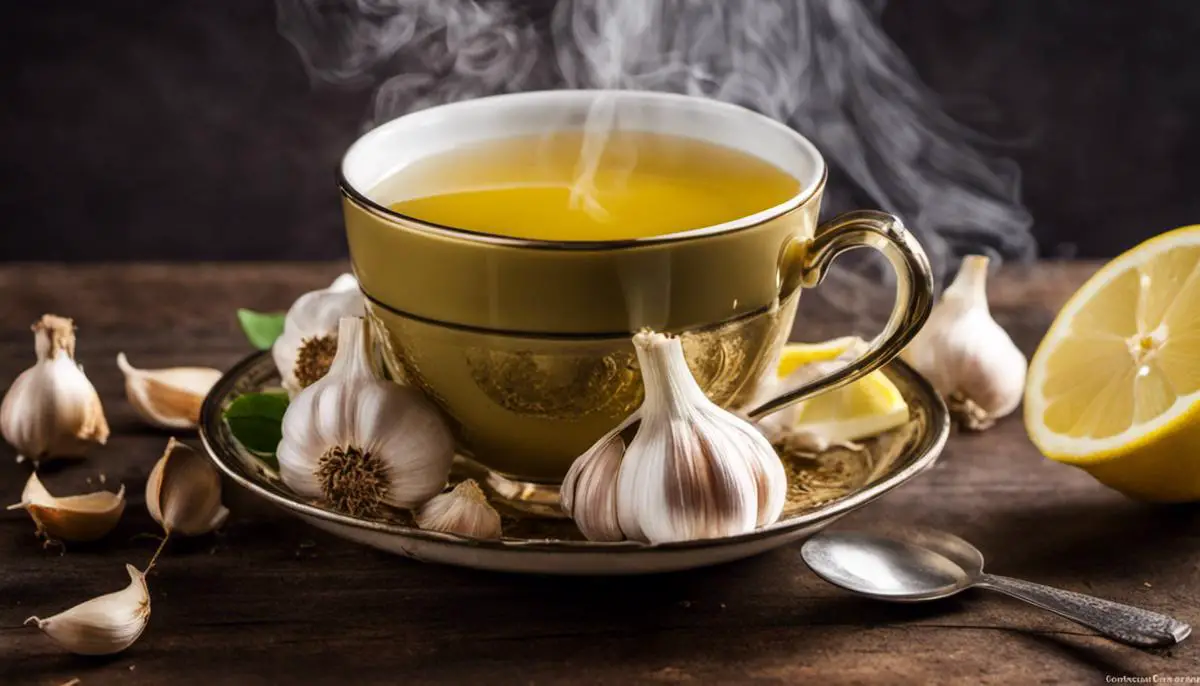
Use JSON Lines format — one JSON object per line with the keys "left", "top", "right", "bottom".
{"left": 802, "top": 532, "right": 972, "bottom": 601}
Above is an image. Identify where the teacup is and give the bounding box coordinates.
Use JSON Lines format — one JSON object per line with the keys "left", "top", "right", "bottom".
{"left": 340, "top": 91, "right": 932, "bottom": 485}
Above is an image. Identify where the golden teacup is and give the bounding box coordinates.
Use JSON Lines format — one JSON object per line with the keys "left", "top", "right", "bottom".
{"left": 340, "top": 91, "right": 933, "bottom": 485}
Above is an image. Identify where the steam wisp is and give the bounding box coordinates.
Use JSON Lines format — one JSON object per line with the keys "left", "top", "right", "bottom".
{"left": 277, "top": 0, "right": 1035, "bottom": 291}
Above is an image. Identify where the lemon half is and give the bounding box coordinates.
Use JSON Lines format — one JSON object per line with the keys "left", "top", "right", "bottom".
{"left": 775, "top": 337, "right": 909, "bottom": 443}
{"left": 1025, "top": 226, "right": 1200, "bottom": 501}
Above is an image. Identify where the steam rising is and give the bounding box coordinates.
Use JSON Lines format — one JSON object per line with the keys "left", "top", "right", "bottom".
{"left": 277, "top": 0, "right": 1035, "bottom": 293}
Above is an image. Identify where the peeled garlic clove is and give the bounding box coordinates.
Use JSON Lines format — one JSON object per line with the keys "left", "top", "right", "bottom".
{"left": 901, "top": 255, "right": 1028, "bottom": 427}
{"left": 277, "top": 317, "right": 455, "bottom": 516}
{"left": 272, "top": 274, "right": 365, "bottom": 396}
{"left": 1, "top": 315, "right": 109, "bottom": 464}
{"left": 26, "top": 564, "right": 149, "bottom": 655}
{"left": 7, "top": 472, "right": 125, "bottom": 542}
{"left": 560, "top": 414, "right": 636, "bottom": 542}
{"left": 415, "top": 479, "right": 502, "bottom": 539}
{"left": 116, "top": 353, "right": 222, "bottom": 430}
{"left": 146, "top": 437, "right": 229, "bottom": 536}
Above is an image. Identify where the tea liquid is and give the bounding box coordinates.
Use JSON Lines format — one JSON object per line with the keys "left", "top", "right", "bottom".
{"left": 373, "top": 131, "right": 800, "bottom": 241}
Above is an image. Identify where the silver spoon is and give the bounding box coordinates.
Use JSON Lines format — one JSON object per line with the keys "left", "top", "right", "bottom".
{"left": 801, "top": 529, "right": 1191, "bottom": 648}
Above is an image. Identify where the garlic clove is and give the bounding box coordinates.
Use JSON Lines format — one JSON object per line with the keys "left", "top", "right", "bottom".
{"left": 901, "top": 255, "right": 1028, "bottom": 429}
{"left": 272, "top": 274, "right": 365, "bottom": 396}
{"left": 560, "top": 413, "right": 637, "bottom": 542}
{"left": 415, "top": 479, "right": 503, "bottom": 539}
{"left": 146, "top": 437, "right": 229, "bottom": 536}
{"left": 1, "top": 314, "right": 109, "bottom": 464}
{"left": 277, "top": 317, "right": 455, "bottom": 517}
{"left": 116, "top": 353, "right": 222, "bottom": 430}
{"left": 26, "top": 563, "right": 150, "bottom": 656}
{"left": 7, "top": 472, "right": 125, "bottom": 542}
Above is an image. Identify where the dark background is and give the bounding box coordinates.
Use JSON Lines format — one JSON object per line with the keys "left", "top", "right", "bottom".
{"left": 3, "top": 0, "right": 1199, "bottom": 262}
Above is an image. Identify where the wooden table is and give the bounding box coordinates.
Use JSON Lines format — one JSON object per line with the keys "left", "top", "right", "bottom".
{"left": 2, "top": 263, "right": 1196, "bottom": 685}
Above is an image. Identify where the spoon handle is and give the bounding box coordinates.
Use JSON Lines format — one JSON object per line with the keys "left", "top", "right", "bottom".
{"left": 977, "top": 574, "right": 1191, "bottom": 648}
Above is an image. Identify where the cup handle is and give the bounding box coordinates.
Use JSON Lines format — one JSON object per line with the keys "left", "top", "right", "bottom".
{"left": 746, "top": 210, "right": 934, "bottom": 421}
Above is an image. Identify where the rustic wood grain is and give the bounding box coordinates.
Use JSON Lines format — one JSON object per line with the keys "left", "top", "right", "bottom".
{"left": 1, "top": 262, "right": 1196, "bottom": 685}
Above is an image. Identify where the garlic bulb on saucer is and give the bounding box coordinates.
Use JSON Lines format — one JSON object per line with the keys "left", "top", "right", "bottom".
{"left": 272, "top": 273, "right": 364, "bottom": 396}
{"left": 561, "top": 331, "right": 787, "bottom": 544}
{"left": 902, "top": 255, "right": 1027, "bottom": 429}
{"left": 1, "top": 315, "right": 109, "bottom": 464}
{"left": 415, "top": 479, "right": 502, "bottom": 539}
{"left": 26, "top": 564, "right": 149, "bottom": 655}
{"left": 277, "top": 316, "right": 455, "bottom": 517}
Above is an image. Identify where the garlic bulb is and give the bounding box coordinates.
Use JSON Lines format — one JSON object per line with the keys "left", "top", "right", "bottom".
{"left": 117, "top": 353, "right": 222, "bottom": 430}
{"left": 1, "top": 315, "right": 109, "bottom": 463}
{"left": 272, "top": 273, "right": 365, "bottom": 396}
{"left": 415, "top": 479, "right": 502, "bottom": 539}
{"left": 561, "top": 331, "right": 787, "bottom": 544}
{"left": 146, "top": 437, "right": 229, "bottom": 536}
{"left": 7, "top": 472, "right": 126, "bottom": 542}
{"left": 902, "top": 255, "right": 1028, "bottom": 429}
{"left": 277, "top": 316, "right": 455, "bottom": 517}
{"left": 26, "top": 564, "right": 149, "bottom": 655}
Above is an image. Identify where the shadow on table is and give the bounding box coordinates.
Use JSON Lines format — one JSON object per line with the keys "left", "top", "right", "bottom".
{"left": 1009, "top": 631, "right": 1149, "bottom": 679}
{"left": 966, "top": 499, "right": 1200, "bottom": 584}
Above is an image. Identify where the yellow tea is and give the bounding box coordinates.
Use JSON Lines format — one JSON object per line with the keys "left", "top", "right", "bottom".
{"left": 373, "top": 131, "right": 800, "bottom": 241}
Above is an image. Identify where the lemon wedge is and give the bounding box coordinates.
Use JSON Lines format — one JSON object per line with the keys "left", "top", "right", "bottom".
{"left": 774, "top": 337, "right": 909, "bottom": 443}
{"left": 1025, "top": 226, "right": 1200, "bottom": 501}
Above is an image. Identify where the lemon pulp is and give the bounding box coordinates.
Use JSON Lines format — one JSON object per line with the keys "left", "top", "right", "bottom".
{"left": 775, "top": 337, "right": 909, "bottom": 443}
{"left": 1025, "top": 226, "right": 1200, "bottom": 501}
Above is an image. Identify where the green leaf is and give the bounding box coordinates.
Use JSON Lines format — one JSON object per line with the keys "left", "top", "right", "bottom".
{"left": 237, "top": 309, "right": 286, "bottom": 350}
{"left": 224, "top": 392, "right": 289, "bottom": 464}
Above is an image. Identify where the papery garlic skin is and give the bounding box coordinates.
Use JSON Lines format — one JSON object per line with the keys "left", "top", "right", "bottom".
{"left": 902, "top": 255, "right": 1028, "bottom": 421}
{"left": 8, "top": 472, "right": 126, "bottom": 542}
{"left": 146, "top": 438, "right": 229, "bottom": 536}
{"left": 116, "top": 353, "right": 222, "bottom": 430}
{"left": 272, "top": 273, "right": 364, "bottom": 396}
{"left": 27, "top": 564, "right": 149, "bottom": 656}
{"left": 277, "top": 317, "right": 455, "bottom": 516}
{"left": 562, "top": 332, "right": 787, "bottom": 544}
{"left": 415, "top": 479, "right": 502, "bottom": 539}
{"left": 1, "top": 315, "right": 108, "bottom": 463}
